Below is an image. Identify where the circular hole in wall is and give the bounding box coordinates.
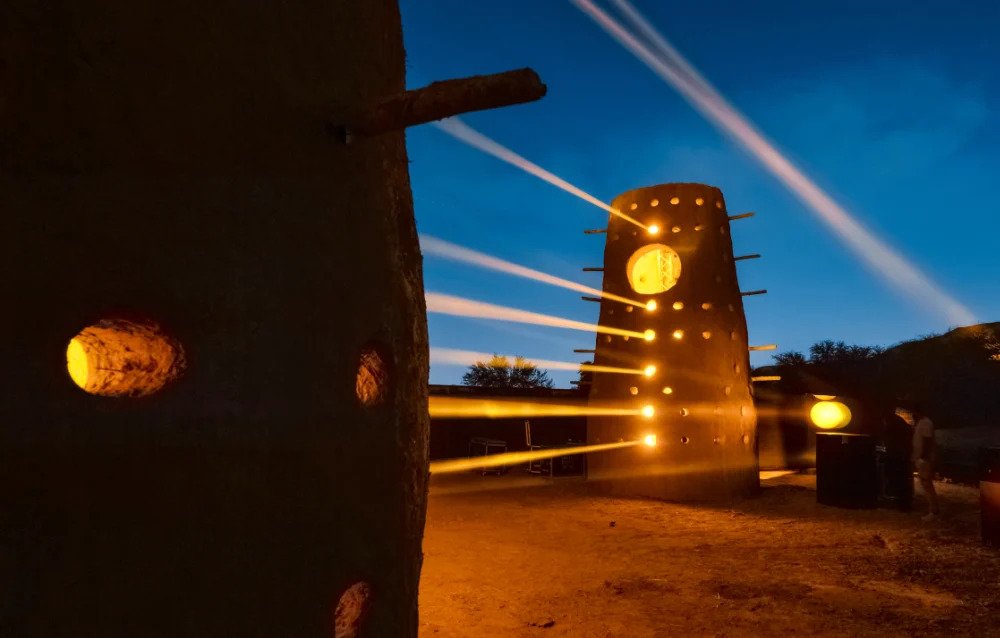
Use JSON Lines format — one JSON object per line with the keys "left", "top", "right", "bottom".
{"left": 702, "top": 331, "right": 712, "bottom": 340}
{"left": 716, "top": 201, "right": 723, "bottom": 209}
{"left": 672, "top": 301, "right": 684, "bottom": 310}
{"left": 626, "top": 244, "right": 682, "bottom": 294}
{"left": 662, "top": 386, "right": 673, "bottom": 395}
{"left": 629, "top": 386, "right": 639, "bottom": 396}
{"left": 629, "top": 203, "right": 638, "bottom": 210}
{"left": 651, "top": 198, "right": 659, "bottom": 207}
{"left": 681, "top": 436, "right": 690, "bottom": 444}
{"left": 742, "top": 433, "right": 751, "bottom": 447}
{"left": 334, "top": 581, "right": 372, "bottom": 638}
{"left": 356, "top": 344, "right": 391, "bottom": 407}
{"left": 66, "top": 319, "right": 185, "bottom": 397}
{"left": 679, "top": 408, "right": 689, "bottom": 417}
{"left": 695, "top": 197, "right": 704, "bottom": 206}
{"left": 670, "top": 197, "right": 680, "bottom": 205}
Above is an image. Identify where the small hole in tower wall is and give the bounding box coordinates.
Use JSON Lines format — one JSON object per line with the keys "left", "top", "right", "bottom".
{"left": 66, "top": 319, "right": 185, "bottom": 397}
{"left": 670, "top": 197, "right": 680, "bottom": 205}
{"left": 356, "top": 344, "right": 391, "bottom": 407}
{"left": 695, "top": 197, "right": 704, "bottom": 206}
{"left": 629, "top": 386, "right": 639, "bottom": 396}
{"left": 681, "top": 436, "right": 690, "bottom": 444}
{"left": 334, "top": 581, "right": 372, "bottom": 638}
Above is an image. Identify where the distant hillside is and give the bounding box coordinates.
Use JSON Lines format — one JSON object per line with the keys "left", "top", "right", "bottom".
{"left": 755, "top": 323, "right": 1000, "bottom": 429}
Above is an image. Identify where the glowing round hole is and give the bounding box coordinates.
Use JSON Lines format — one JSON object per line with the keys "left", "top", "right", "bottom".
{"left": 724, "top": 386, "right": 732, "bottom": 396}
{"left": 643, "top": 434, "right": 657, "bottom": 447}
{"left": 670, "top": 197, "right": 680, "bottom": 205}
{"left": 642, "top": 405, "right": 655, "bottom": 418}
{"left": 810, "top": 401, "right": 852, "bottom": 430}
{"left": 630, "top": 202, "right": 638, "bottom": 210}
{"left": 646, "top": 300, "right": 657, "bottom": 311}
{"left": 672, "top": 330, "right": 684, "bottom": 340}
{"left": 356, "top": 345, "right": 390, "bottom": 407}
{"left": 627, "top": 243, "right": 681, "bottom": 295}
{"left": 681, "top": 436, "right": 690, "bottom": 444}
{"left": 651, "top": 199, "right": 659, "bottom": 207}
{"left": 716, "top": 201, "right": 723, "bottom": 209}
{"left": 643, "top": 330, "right": 656, "bottom": 342}
{"left": 679, "top": 408, "right": 689, "bottom": 416}
{"left": 734, "top": 364, "right": 741, "bottom": 374}
{"left": 662, "top": 386, "right": 673, "bottom": 395}
{"left": 694, "top": 224, "right": 704, "bottom": 231}
{"left": 704, "top": 303, "right": 715, "bottom": 311}
{"left": 730, "top": 331, "right": 737, "bottom": 340}
{"left": 605, "top": 335, "right": 613, "bottom": 343}
{"left": 629, "top": 386, "right": 639, "bottom": 396}
{"left": 742, "top": 434, "right": 751, "bottom": 446}
{"left": 701, "top": 331, "right": 711, "bottom": 340}
{"left": 695, "top": 197, "right": 704, "bottom": 206}
{"left": 66, "top": 319, "right": 185, "bottom": 397}
{"left": 624, "top": 335, "right": 630, "bottom": 342}
{"left": 672, "top": 302, "right": 684, "bottom": 310}
{"left": 625, "top": 305, "right": 633, "bottom": 313}
{"left": 671, "top": 226, "right": 681, "bottom": 233}
{"left": 334, "top": 581, "right": 372, "bottom": 638}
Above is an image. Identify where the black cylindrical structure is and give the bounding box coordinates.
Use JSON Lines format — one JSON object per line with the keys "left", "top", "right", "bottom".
{"left": 816, "top": 433, "right": 878, "bottom": 509}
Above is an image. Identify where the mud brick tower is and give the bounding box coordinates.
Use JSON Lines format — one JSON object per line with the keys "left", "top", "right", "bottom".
{"left": 587, "top": 183, "right": 759, "bottom": 501}
{"left": 0, "top": 3, "right": 431, "bottom": 636}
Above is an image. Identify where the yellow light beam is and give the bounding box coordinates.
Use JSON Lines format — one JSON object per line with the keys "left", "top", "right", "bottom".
{"left": 421, "top": 234, "right": 651, "bottom": 309}
{"left": 572, "top": 0, "right": 976, "bottom": 326}
{"left": 426, "top": 292, "right": 654, "bottom": 341}
{"left": 432, "top": 117, "right": 648, "bottom": 230}
{"left": 430, "top": 440, "right": 639, "bottom": 474}
{"left": 429, "top": 396, "right": 647, "bottom": 419}
{"left": 430, "top": 347, "right": 651, "bottom": 376}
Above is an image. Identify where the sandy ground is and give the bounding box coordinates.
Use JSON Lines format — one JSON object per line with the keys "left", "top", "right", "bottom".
{"left": 419, "top": 472, "right": 1000, "bottom": 637}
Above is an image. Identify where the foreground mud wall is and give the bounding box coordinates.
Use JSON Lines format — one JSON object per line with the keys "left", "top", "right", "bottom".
{"left": 0, "top": 2, "right": 427, "bottom": 635}
{"left": 587, "top": 183, "right": 758, "bottom": 501}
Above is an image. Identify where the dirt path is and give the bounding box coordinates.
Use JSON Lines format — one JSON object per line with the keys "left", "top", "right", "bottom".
{"left": 420, "top": 473, "right": 1000, "bottom": 637}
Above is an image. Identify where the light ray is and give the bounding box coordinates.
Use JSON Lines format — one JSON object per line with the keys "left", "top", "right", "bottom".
{"left": 430, "top": 440, "right": 639, "bottom": 474}
{"left": 426, "top": 292, "right": 654, "bottom": 341}
{"left": 429, "top": 396, "right": 648, "bottom": 419}
{"left": 421, "top": 234, "right": 651, "bottom": 309}
{"left": 433, "top": 117, "right": 647, "bottom": 230}
{"left": 431, "top": 347, "right": 651, "bottom": 376}
{"left": 571, "top": 0, "right": 975, "bottom": 325}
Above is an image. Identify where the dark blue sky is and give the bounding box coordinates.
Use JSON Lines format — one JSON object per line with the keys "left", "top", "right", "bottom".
{"left": 400, "top": 0, "right": 999, "bottom": 387}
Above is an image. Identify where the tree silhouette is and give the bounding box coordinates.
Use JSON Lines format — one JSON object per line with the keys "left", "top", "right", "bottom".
{"left": 461, "top": 354, "right": 554, "bottom": 389}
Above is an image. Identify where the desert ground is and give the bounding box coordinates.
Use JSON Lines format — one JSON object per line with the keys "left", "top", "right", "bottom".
{"left": 420, "top": 471, "right": 1000, "bottom": 637}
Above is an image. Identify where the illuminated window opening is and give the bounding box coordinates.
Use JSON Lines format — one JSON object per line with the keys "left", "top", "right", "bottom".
{"left": 626, "top": 243, "right": 681, "bottom": 295}
{"left": 66, "top": 319, "right": 185, "bottom": 397}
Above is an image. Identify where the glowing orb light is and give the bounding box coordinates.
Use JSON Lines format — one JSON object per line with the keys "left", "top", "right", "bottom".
{"left": 641, "top": 405, "right": 655, "bottom": 418}
{"left": 643, "top": 329, "right": 655, "bottom": 342}
{"left": 66, "top": 337, "right": 89, "bottom": 390}
{"left": 810, "top": 401, "right": 852, "bottom": 430}
{"left": 643, "top": 434, "right": 657, "bottom": 447}
{"left": 647, "top": 224, "right": 660, "bottom": 236}
{"left": 646, "top": 300, "right": 657, "bottom": 311}
{"left": 643, "top": 365, "right": 656, "bottom": 378}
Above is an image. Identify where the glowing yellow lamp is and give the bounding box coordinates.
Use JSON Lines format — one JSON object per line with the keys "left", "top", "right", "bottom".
{"left": 647, "top": 224, "right": 660, "bottom": 236}
{"left": 643, "top": 329, "right": 655, "bottom": 342}
{"left": 643, "top": 365, "right": 656, "bottom": 378}
{"left": 641, "top": 405, "right": 655, "bottom": 418}
{"left": 810, "top": 400, "right": 851, "bottom": 430}
{"left": 66, "top": 337, "right": 89, "bottom": 390}
{"left": 646, "top": 300, "right": 657, "bottom": 312}
{"left": 643, "top": 434, "right": 657, "bottom": 447}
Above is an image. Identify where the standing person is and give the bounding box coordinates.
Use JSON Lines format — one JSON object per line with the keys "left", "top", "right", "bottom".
{"left": 879, "top": 406, "right": 914, "bottom": 511}
{"left": 910, "top": 405, "right": 940, "bottom": 520}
